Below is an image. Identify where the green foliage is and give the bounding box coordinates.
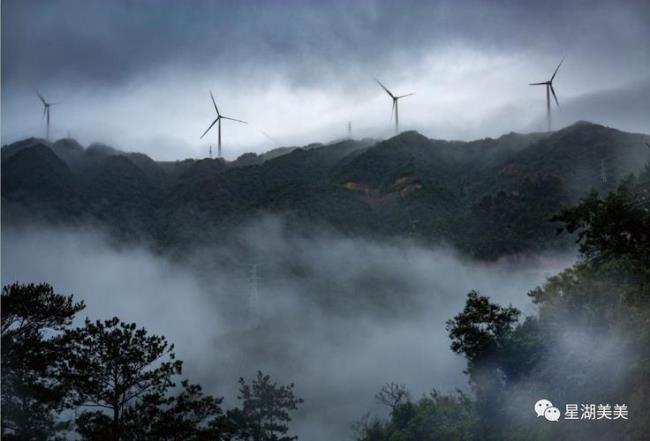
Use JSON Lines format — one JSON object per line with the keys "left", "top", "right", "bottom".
{"left": 446, "top": 291, "right": 520, "bottom": 367}
{"left": 553, "top": 177, "right": 650, "bottom": 268}
{"left": 461, "top": 168, "right": 650, "bottom": 439}
{"left": 355, "top": 390, "right": 479, "bottom": 441}
{"left": 464, "top": 175, "right": 572, "bottom": 258}
{"left": 360, "top": 164, "right": 650, "bottom": 440}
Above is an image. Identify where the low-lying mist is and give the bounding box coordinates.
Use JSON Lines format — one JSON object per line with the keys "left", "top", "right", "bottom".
{"left": 1, "top": 218, "right": 575, "bottom": 441}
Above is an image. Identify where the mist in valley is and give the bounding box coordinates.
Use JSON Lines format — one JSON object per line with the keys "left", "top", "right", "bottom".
{"left": 1, "top": 217, "right": 576, "bottom": 440}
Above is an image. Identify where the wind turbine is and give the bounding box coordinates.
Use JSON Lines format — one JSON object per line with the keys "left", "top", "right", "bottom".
{"left": 36, "top": 91, "right": 61, "bottom": 140}
{"left": 200, "top": 90, "right": 247, "bottom": 158}
{"left": 529, "top": 58, "right": 564, "bottom": 131}
{"left": 375, "top": 79, "right": 415, "bottom": 134}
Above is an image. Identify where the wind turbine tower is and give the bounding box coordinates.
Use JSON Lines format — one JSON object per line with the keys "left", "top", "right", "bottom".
{"left": 529, "top": 58, "right": 564, "bottom": 131}
{"left": 200, "top": 90, "right": 247, "bottom": 158}
{"left": 376, "top": 79, "right": 415, "bottom": 134}
{"left": 36, "top": 91, "right": 61, "bottom": 141}
{"left": 348, "top": 121, "right": 352, "bottom": 138}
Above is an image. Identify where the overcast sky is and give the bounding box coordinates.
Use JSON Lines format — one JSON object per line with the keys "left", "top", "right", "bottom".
{"left": 2, "top": 0, "right": 649, "bottom": 160}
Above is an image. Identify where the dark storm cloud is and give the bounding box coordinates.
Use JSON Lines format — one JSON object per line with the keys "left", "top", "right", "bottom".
{"left": 4, "top": 0, "right": 648, "bottom": 89}
{"left": 2, "top": 0, "right": 649, "bottom": 156}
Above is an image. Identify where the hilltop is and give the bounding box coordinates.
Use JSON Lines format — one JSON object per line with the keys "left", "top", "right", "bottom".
{"left": 2, "top": 121, "right": 649, "bottom": 259}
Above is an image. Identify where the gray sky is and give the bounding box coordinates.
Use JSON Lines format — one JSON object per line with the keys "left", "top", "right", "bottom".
{"left": 2, "top": 0, "right": 649, "bottom": 160}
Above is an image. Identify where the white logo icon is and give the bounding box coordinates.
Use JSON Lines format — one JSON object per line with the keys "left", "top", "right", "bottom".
{"left": 544, "top": 406, "right": 561, "bottom": 421}
{"left": 534, "top": 399, "right": 553, "bottom": 417}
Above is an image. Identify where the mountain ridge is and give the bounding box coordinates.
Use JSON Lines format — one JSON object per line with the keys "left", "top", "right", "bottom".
{"left": 3, "top": 121, "right": 649, "bottom": 259}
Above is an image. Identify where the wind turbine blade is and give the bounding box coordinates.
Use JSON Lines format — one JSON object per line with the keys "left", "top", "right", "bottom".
{"left": 550, "top": 57, "right": 565, "bottom": 82}
{"left": 390, "top": 100, "right": 395, "bottom": 121}
{"left": 220, "top": 116, "right": 247, "bottom": 124}
{"left": 49, "top": 102, "right": 62, "bottom": 106}
{"left": 209, "top": 90, "right": 220, "bottom": 115}
{"left": 200, "top": 118, "right": 219, "bottom": 139}
{"left": 550, "top": 85, "right": 560, "bottom": 107}
{"left": 397, "top": 93, "right": 415, "bottom": 99}
{"left": 375, "top": 79, "right": 395, "bottom": 99}
{"left": 42, "top": 106, "right": 47, "bottom": 121}
{"left": 36, "top": 90, "right": 46, "bottom": 104}
{"left": 528, "top": 82, "right": 547, "bottom": 86}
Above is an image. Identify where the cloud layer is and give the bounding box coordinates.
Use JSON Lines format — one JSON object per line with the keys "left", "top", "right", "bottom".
{"left": 2, "top": 0, "right": 649, "bottom": 159}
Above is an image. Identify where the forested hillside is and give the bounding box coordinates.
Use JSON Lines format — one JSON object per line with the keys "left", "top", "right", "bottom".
{"left": 3, "top": 122, "right": 649, "bottom": 259}
{"left": 355, "top": 165, "right": 650, "bottom": 440}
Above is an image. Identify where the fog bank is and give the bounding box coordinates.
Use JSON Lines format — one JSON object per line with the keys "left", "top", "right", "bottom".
{"left": 1, "top": 220, "right": 575, "bottom": 440}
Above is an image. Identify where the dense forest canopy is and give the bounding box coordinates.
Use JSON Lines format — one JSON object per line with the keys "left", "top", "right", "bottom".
{"left": 3, "top": 122, "right": 649, "bottom": 259}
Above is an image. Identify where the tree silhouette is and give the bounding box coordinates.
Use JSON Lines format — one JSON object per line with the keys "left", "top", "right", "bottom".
{"left": 1, "top": 284, "right": 301, "bottom": 441}
{"left": 446, "top": 291, "right": 520, "bottom": 373}
{"left": 552, "top": 174, "right": 650, "bottom": 268}
{"left": 118, "top": 380, "right": 224, "bottom": 441}
{"left": 62, "top": 317, "right": 182, "bottom": 441}
{"left": 374, "top": 383, "right": 410, "bottom": 410}
{"left": 226, "top": 371, "right": 303, "bottom": 441}
{"left": 1, "top": 283, "right": 85, "bottom": 440}
{"left": 445, "top": 289, "right": 520, "bottom": 421}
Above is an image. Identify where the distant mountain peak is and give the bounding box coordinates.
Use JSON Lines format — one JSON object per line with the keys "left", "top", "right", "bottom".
{"left": 390, "top": 130, "right": 429, "bottom": 143}
{"left": 86, "top": 143, "right": 123, "bottom": 157}
{"left": 2, "top": 143, "right": 72, "bottom": 183}
{"left": 1, "top": 137, "right": 51, "bottom": 161}
{"left": 53, "top": 138, "right": 84, "bottom": 151}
